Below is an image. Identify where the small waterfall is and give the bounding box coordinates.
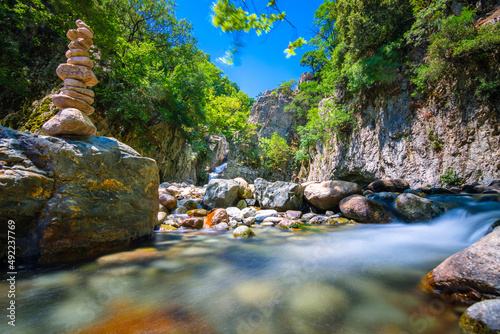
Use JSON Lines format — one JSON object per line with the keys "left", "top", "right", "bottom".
{"left": 208, "top": 162, "right": 228, "bottom": 181}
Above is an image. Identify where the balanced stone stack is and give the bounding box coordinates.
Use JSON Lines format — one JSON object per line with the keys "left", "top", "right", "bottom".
{"left": 42, "top": 19, "right": 98, "bottom": 136}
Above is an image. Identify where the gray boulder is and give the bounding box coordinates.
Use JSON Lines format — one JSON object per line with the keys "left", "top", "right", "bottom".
{"left": 203, "top": 179, "right": 240, "bottom": 209}
{"left": 395, "top": 193, "right": 457, "bottom": 223}
{"left": 304, "top": 180, "right": 362, "bottom": 211}
{"left": 254, "top": 178, "right": 303, "bottom": 211}
{"left": 423, "top": 228, "right": 500, "bottom": 304}
{"left": 460, "top": 299, "right": 500, "bottom": 334}
{"left": 339, "top": 195, "right": 394, "bottom": 224}
{"left": 0, "top": 127, "right": 158, "bottom": 265}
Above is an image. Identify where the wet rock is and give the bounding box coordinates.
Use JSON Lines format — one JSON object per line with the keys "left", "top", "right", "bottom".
{"left": 396, "top": 193, "right": 456, "bottom": 223}
{"left": 157, "top": 212, "right": 168, "bottom": 224}
{"left": 255, "top": 209, "right": 278, "bottom": 222}
{"left": 237, "top": 199, "right": 247, "bottom": 210}
{"left": 422, "top": 228, "right": 500, "bottom": 304}
{"left": 176, "top": 206, "right": 187, "bottom": 214}
{"left": 373, "top": 192, "right": 395, "bottom": 201}
{"left": 363, "top": 190, "right": 374, "bottom": 196}
{"left": 233, "top": 226, "right": 255, "bottom": 238}
{"left": 366, "top": 179, "right": 410, "bottom": 193}
{"left": 254, "top": 178, "right": 303, "bottom": 211}
{"left": 181, "top": 217, "right": 204, "bottom": 229}
{"left": 302, "top": 213, "right": 317, "bottom": 220}
{"left": 262, "top": 217, "right": 284, "bottom": 225}
{"left": 234, "top": 177, "right": 253, "bottom": 199}
{"left": 226, "top": 207, "right": 244, "bottom": 221}
{"left": 460, "top": 299, "right": 500, "bottom": 334}
{"left": 159, "top": 194, "right": 177, "bottom": 211}
{"left": 340, "top": 195, "right": 394, "bottom": 224}
{"left": 309, "top": 216, "right": 330, "bottom": 225}
{"left": 215, "top": 222, "right": 230, "bottom": 230}
{"left": 243, "top": 217, "right": 256, "bottom": 226}
{"left": 278, "top": 219, "right": 303, "bottom": 229}
{"left": 96, "top": 248, "right": 162, "bottom": 266}
{"left": 184, "top": 200, "right": 198, "bottom": 211}
{"left": 0, "top": 127, "right": 158, "bottom": 265}
{"left": 159, "top": 224, "right": 177, "bottom": 231}
{"left": 241, "top": 207, "right": 257, "bottom": 218}
{"left": 304, "top": 180, "right": 362, "bottom": 211}
{"left": 203, "top": 179, "right": 240, "bottom": 209}
{"left": 203, "top": 208, "right": 229, "bottom": 229}
{"left": 286, "top": 210, "right": 302, "bottom": 219}
{"left": 186, "top": 209, "right": 207, "bottom": 217}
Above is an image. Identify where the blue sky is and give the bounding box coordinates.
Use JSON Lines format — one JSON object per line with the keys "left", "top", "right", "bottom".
{"left": 176, "top": 0, "right": 323, "bottom": 98}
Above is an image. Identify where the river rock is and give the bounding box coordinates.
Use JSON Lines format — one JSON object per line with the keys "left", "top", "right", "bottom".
{"left": 0, "top": 127, "right": 159, "bottom": 265}
{"left": 52, "top": 93, "right": 94, "bottom": 115}
{"left": 304, "top": 180, "right": 363, "bottom": 211}
{"left": 241, "top": 207, "right": 258, "bottom": 218}
{"left": 56, "top": 63, "right": 98, "bottom": 86}
{"left": 286, "top": 210, "right": 302, "bottom": 219}
{"left": 243, "top": 217, "right": 256, "bottom": 226}
{"left": 203, "top": 179, "right": 240, "bottom": 209}
{"left": 60, "top": 88, "right": 94, "bottom": 104}
{"left": 203, "top": 208, "right": 229, "bottom": 229}
{"left": 159, "top": 194, "right": 177, "bottom": 211}
{"left": 216, "top": 222, "right": 230, "bottom": 230}
{"left": 66, "top": 48, "right": 89, "bottom": 58}
{"left": 366, "top": 179, "right": 410, "bottom": 193}
{"left": 186, "top": 209, "right": 207, "bottom": 217}
{"left": 237, "top": 199, "right": 247, "bottom": 210}
{"left": 460, "top": 299, "right": 500, "bottom": 334}
{"left": 422, "top": 228, "right": 500, "bottom": 304}
{"left": 67, "top": 56, "right": 94, "bottom": 69}
{"left": 340, "top": 195, "right": 394, "bottom": 224}
{"left": 181, "top": 217, "right": 204, "bottom": 229}
{"left": 396, "top": 193, "right": 456, "bottom": 223}
{"left": 234, "top": 177, "right": 253, "bottom": 198}
{"left": 226, "top": 207, "right": 244, "bottom": 221}
{"left": 41, "top": 108, "right": 96, "bottom": 136}
{"left": 255, "top": 209, "right": 278, "bottom": 222}
{"left": 254, "top": 178, "right": 303, "bottom": 211}
{"left": 233, "top": 226, "right": 255, "bottom": 238}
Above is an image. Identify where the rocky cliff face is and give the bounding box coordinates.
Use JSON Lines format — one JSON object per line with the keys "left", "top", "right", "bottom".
{"left": 307, "top": 79, "right": 500, "bottom": 187}
{"left": 226, "top": 88, "right": 298, "bottom": 182}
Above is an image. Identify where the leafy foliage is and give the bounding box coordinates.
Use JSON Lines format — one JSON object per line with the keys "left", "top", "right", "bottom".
{"left": 0, "top": 0, "right": 253, "bottom": 152}
{"left": 440, "top": 167, "right": 464, "bottom": 186}
{"left": 259, "top": 132, "right": 291, "bottom": 169}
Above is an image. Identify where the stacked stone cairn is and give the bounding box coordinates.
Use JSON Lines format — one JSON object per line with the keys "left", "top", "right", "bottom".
{"left": 42, "top": 19, "right": 98, "bottom": 136}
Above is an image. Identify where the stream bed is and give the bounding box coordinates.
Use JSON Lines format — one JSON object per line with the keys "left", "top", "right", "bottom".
{"left": 2, "top": 199, "right": 500, "bottom": 334}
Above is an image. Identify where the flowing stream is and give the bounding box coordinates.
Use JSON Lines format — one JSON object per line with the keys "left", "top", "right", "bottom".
{"left": 2, "top": 198, "right": 499, "bottom": 334}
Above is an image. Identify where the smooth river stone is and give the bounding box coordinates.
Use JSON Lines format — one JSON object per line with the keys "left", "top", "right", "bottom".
{"left": 62, "top": 86, "right": 94, "bottom": 97}
{"left": 60, "top": 89, "right": 94, "bottom": 105}
{"left": 64, "top": 78, "right": 86, "bottom": 88}
{"left": 67, "top": 56, "right": 94, "bottom": 69}
{"left": 52, "top": 94, "right": 94, "bottom": 115}
{"left": 57, "top": 63, "right": 98, "bottom": 86}
{"left": 66, "top": 48, "right": 89, "bottom": 58}
{"left": 76, "top": 19, "right": 94, "bottom": 35}
{"left": 68, "top": 38, "right": 92, "bottom": 51}
{"left": 42, "top": 108, "right": 96, "bottom": 136}
{"left": 77, "top": 27, "right": 93, "bottom": 39}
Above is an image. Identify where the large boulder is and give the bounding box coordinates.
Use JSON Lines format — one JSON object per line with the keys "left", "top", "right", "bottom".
{"left": 254, "top": 178, "right": 303, "bottom": 211}
{"left": 422, "top": 227, "right": 500, "bottom": 304}
{"left": 234, "top": 177, "right": 253, "bottom": 199}
{"left": 460, "top": 299, "right": 500, "bottom": 334}
{"left": 203, "top": 179, "right": 240, "bottom": 209}
{"left": 366, "top": 179, "right": 410, "bottom": 193}
{"left": 339, "top": 195, "right": 394, "bottom": 224}
{"left": 0, "top": 127, "right": 159, "bottom": 265}
{"left": 304, "top": 180, "right": 362, "bottom": 211}
{"left": 395, "top": 193, "right": 457, "bottom": 223}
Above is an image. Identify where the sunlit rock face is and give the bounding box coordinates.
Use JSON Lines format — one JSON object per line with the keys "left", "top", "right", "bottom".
{"left": 0, "top": 127, "right": 159, "bottom": 265}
